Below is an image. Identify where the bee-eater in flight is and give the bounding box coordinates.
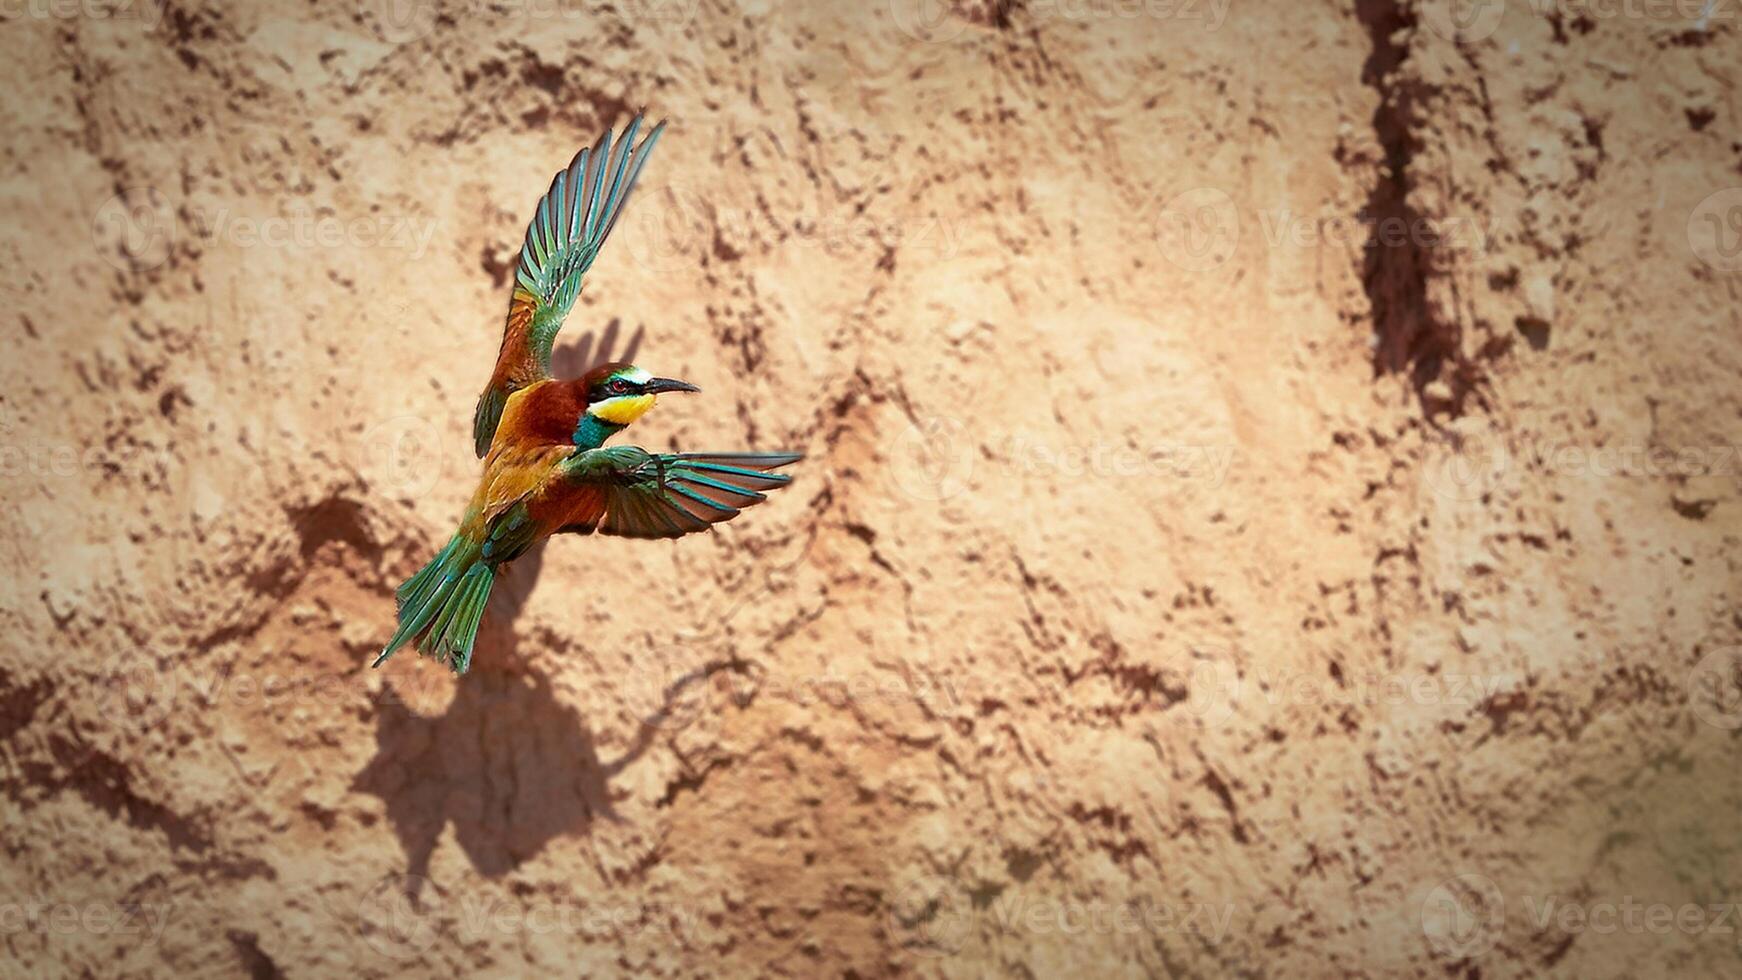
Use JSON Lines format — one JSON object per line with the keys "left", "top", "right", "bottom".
{"left": 375, "top": 114, "right": 801, "bottom": 675}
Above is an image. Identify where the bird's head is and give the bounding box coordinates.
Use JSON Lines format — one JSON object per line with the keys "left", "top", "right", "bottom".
{"left": 574, "top": 362, "right": 699, "bottom": 437}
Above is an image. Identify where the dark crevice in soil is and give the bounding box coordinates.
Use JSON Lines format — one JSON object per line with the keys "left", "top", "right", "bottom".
{"left": 292, "top": 496, "right": 379, "bottom": 562}
{"left": 1354, "top": 0, "right": 1474, "bottom": 417}
{"left": 228, "top": 930, "right": 286, "bottom": 980}
{"left": 16, "top": 738, "right": 216, "bottom": 854}
{"left": 0, "top": 669, "right": 52, "bottom": 742}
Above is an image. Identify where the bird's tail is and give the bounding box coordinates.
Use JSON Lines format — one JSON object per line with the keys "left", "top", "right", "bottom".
{"left": 375, "top": 532, "right": 496, "bottom": 674}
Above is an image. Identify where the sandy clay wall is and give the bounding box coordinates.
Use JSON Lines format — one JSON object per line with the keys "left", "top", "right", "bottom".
{"left": 2, "top": 0, "right": 1740, "bottom": 975}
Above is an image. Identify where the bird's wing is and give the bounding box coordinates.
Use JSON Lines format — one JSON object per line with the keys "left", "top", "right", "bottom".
{"left": 473, "top": 114, "right": 667, "bottom": 457}
{"left": 550, "top": 447, "right": 803, "bottom": 540}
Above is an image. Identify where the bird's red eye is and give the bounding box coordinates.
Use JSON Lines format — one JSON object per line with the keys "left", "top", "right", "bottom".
{"left": 609, "top": 379, "right": 629, "bottom": 394}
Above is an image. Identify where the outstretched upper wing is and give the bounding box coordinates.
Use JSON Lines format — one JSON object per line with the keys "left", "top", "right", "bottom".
{"left": 551, "top": 447, "right": 803, "bottom": 540}
{"left": 474, "top": 115, "right": 667, "bottom": 456}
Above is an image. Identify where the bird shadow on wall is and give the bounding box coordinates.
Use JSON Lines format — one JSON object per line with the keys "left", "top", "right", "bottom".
{"left": 351, "top": 667, "right": 665, "bottom": 889}
{"left": 354, "top": 320, "right": 655, "bottom": 885}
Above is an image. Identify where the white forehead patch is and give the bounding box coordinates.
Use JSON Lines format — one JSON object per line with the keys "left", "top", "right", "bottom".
{"left": 623, "top": 366, "right": 652, "bottom": 383}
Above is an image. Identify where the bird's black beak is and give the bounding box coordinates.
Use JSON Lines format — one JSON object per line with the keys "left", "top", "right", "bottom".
{"left": 644, "top": 377, "right": 701, "bottom": 394}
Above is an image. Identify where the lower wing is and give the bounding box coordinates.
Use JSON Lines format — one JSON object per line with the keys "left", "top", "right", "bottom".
{"left": 552, "top": 448, "right": 803, "bottom": 540}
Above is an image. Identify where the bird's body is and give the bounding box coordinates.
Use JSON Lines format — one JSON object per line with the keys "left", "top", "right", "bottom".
{"left": 375, "top": 115, "right": 801, "bottom": 674}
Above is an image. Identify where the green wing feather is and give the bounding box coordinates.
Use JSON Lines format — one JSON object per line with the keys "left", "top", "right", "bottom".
{"left": 474, "top": 114, "right": 667, "bottom": 456}
{"left": 558, "top": 448, "right": 803, "bottom": 540}
{"left": 518, "top": 115, "right": 665, "bottom": 353}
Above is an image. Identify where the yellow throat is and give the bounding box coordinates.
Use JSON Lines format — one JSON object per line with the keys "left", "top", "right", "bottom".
{"left": 589, "top": 393, "right": 656, "bottom": 426}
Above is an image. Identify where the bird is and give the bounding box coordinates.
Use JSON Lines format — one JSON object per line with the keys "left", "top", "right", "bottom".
{"left": 374, "top": 114, "right": 802, "bottom": 675}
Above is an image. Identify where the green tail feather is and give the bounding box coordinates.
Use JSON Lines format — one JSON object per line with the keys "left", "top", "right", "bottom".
{"left": 396, "top": 536, "right": 459, "bottom": 610}
{"left": 376, "top": 536, "right": 496, "bottom": 674}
